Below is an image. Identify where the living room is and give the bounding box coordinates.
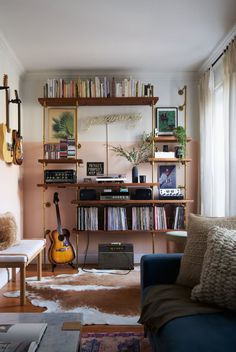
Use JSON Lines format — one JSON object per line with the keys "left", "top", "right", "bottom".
{"left": 0, "top": 1, "right": 236, "bottom": 351}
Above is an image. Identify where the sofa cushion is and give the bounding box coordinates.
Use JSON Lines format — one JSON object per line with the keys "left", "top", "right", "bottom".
{"left": 149, "top": 312, "right": 236, "bottom": 352}
{"left": 176, "top": 213, "right": 236, "bottom": 287}
{"left": 0, "top": 212, "right": 20, "bottom": 250}
{"left": 191, "top": 226, "right": 236, "bottom": 310}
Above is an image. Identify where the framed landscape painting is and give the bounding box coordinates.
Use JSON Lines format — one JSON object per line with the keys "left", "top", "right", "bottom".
{"left": 47, "top": 108, "right": 76, "bottom": 142}
{"left": 156, "top": 107, "right": 178, "bottom": 135}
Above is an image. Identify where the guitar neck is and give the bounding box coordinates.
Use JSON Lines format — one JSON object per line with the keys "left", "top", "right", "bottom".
{"left": 18, "top": 100, "right": 21, "bottom": 135}
{"left": 55, "top": 203, "right": 63, "bottom": 236}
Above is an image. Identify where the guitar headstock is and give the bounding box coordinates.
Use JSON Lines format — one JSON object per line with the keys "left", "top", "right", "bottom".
{"left": 53, "top": 192, "right": 59, "bottom": 205}
{"left": 3, "top": 74, "right": 8, "bottom": 88}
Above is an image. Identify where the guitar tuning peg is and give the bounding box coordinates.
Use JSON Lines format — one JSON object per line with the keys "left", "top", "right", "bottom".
{"left": 45, "top": 202, "right": 51, "bottom": 208}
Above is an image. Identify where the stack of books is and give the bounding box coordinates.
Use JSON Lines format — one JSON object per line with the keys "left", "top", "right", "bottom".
{"left": 44, "top": 138, "right": 76, "bottom": 159}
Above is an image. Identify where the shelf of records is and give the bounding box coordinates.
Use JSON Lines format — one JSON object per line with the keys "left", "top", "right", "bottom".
{"left": 76, "top": 205, "right": 185, "bottom": 232}
{"left": 43, "top": 76, "right": 154, "bottom": 99}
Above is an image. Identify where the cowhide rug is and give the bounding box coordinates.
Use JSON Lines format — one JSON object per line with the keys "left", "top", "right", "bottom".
{"left": 26, "top": 268, "right": 141, "bottom": 325}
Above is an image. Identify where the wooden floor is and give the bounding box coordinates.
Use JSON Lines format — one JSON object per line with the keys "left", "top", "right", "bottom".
{"left": 0, "top": 264, "right": 79, "bottom": 313}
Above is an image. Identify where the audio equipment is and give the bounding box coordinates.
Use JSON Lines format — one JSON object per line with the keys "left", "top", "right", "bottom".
{"left": 98, "top": 243, "right": 134, "bottom": 270}
{"left": 159, "top": 188, "right": 184, "bottom": 200}
{"left": 133, "top": 188, "right": 152, "bottom": 200}
{"left": 100, "top": 191, "right": 130, "bottom": 200}
{"left": 80, "top": 189, "right": 97, "bottom": 200}
{"left": 44, "top": 169, "right": 76, "bottom": 183}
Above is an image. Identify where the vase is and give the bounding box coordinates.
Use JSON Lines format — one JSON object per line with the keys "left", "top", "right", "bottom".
{"left": 132, "top": 166, "right": 139, "bottom": 183}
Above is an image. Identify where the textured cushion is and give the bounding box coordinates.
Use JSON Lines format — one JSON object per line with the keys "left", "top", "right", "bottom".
{"left": 191, "top": 227, "right": 236, "bottom": 311}
{"left": 0, "top": 212, "right": 20, "bottom": 250}
{"left": 176, "top": 213, "right": 236, "bottom": 287}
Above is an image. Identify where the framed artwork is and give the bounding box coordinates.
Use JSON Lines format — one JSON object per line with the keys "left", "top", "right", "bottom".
{"left": 87, "top": 162, "right": 104, "bottom": 176}
{"left": 159, "top": 165, "right": 176, "bottom": 189}
{"left": 47, "top": 108, "right": 76, "bottom": 142}
{"left": 156, "top": 107, "right": 178, "bottom": 135}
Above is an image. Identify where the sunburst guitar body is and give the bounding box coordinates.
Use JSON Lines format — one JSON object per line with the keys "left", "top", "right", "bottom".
{"left": 11, "top": 90, "right": 23, "bottom": 165}
{"left": 48, "top": 192, "right": 75, "bottom": 266}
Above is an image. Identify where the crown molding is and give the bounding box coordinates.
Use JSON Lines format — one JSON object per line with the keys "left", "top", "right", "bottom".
{"left": 199, "top": 23, "right": 236, "bottom": 73}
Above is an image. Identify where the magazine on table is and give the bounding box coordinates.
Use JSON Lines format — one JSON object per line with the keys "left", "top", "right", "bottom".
{"left": 0, "top": 323, "right": 47, "bottom": 352}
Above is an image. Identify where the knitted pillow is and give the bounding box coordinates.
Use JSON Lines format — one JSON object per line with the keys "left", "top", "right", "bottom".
{"left": 176, "top": 213, "right": 236, "bottom": 287}
{"left": 191, "top": 226, "right": 236, "bottom": 310}
{"left": 0, "top": 212, "right": 19, "bottom": 250}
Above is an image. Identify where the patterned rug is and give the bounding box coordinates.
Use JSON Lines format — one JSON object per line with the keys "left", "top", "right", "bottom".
{"left": 81, "top": 331, "right": 151, "bottom": 352}
{"left": 26, "top": 268, "right": 141, "bottom": 325}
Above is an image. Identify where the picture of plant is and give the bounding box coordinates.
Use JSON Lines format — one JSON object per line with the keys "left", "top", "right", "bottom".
{"left": 156, "top": 107, "right": 178, "bottom": 135}
{"left": 48, "top": 108, "right": 76, "bottom": 141}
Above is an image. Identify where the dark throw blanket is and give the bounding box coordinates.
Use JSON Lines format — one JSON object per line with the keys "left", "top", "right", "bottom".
{"left": 138, "top": 284, "right": 223, "bottom": 333}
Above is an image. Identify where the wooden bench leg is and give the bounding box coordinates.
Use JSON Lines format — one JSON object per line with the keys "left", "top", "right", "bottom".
{"left": 20, "top": 264, "right": 26, "bottom": 306}
{"left": 37, "top": 251, "right": 42, "bottom": 281}
{"left": 12, "top": 268, "right": 16, "bottom": 282}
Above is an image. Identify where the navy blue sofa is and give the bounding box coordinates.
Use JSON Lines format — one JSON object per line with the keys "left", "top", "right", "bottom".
{"left": 140, "top": 254, "right": 236, "bottom": 352}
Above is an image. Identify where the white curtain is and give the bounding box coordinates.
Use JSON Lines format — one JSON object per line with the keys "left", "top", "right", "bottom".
{"left": 199, "top": 39, "right": 236, "bottom": 216}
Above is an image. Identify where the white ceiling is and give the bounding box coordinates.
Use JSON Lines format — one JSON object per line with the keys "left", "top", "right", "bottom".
{"left": 0, "top": 0, "right": 235, "bottom": 73}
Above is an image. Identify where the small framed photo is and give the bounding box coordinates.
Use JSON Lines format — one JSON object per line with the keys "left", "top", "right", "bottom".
{"left": 47, "top": 108, "right": 76, "bottom": 142}
{"left": 156, "top": 107, "right": 178, "bottom": 135}
{"left": 159, "top": 165, "right": 176, "bottom": 189}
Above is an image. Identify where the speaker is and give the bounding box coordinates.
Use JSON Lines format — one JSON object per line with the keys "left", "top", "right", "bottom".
{"left": 80, "top": 189, "right": 97, "bottom": 200}
{"left": 98, "top": 243, "right": 134, "bottom": 270}
{"left": 133, "top": 188, "right": 152, "bottom": 200}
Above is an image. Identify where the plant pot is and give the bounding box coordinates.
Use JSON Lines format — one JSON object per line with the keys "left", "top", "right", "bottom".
{"left": 132, "top": 166, "right": 139, "bottom": 183}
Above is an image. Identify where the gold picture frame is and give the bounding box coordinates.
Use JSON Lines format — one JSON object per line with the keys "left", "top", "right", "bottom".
{"left": 47, "top": 107, "right": 76, "bottom": 142}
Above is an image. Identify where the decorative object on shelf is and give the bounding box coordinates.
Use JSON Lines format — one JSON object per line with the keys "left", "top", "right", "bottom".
{"left": 132, "top": 165, "right": 139, "bottom": 183}
{"left": 110, "top": 132, "right": 152, "bottom": 166}
{"left": 87, "top": 162, "right": 104, "bottom": 176}
{"left": 156, "top": 107, "right": 178, "bottom": 135}
{"left": 173, "top": 126, "right": 187, "bottom": 158}
{"left": 48, "top": 108, "right": 76, "bottom": 142}
{"left": 84, "top": 113, "right": 142, "bottom": 130}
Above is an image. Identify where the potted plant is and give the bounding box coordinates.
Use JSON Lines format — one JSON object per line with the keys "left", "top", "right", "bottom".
{"left": 173, "top": 126, "right": 187, "bottom": 158}
{"left": 110, "top": 132, "right": 152, "bottom": 183}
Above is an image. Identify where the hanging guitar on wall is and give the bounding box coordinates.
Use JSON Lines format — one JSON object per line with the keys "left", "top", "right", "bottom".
{"left": 48, "top": 192, "right": 75, "bottom": 271}
{"left": 10, "top": 90, "right": 24, "bottom": 165}
{"left": 0, "top": 74, "right": 13, "bottom": 163}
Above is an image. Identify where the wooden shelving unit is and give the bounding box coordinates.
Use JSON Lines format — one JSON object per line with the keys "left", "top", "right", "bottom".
{"left": 38, "top": 158, "right": 83, "bottom": 165}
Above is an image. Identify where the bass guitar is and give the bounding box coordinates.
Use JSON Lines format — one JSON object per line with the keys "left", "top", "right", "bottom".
{"left": 11, "top": 90, "right": 23, "bottom": 165}
{"left": 0, "top": 74, "right": 13, "bottom": 163}
{"left": 48, "top": 192, "right": 75, "bottom": 267}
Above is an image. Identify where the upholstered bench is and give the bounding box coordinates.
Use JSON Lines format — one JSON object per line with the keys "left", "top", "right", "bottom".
{"left": 0, "top": 239, "right": 46, "bottom": 305}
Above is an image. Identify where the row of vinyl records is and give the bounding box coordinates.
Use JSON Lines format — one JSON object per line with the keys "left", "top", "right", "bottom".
{"left": 77, "top": 206, "right": 185, "bottom": 231}
{"left": 43, "top": 77, "right": 154, "bottom": 98}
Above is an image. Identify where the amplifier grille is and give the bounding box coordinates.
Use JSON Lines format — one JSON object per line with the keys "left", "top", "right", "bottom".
{"left": 98, "top": 243, "right": 134, "bottom": 270}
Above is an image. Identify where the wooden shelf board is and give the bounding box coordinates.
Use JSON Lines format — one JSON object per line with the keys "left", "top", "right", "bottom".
{"left": 71, "top": 199, "right": 194, "bottom": 205}
{"left": 153, "top": 136, "right": 192, "bottom": 143}
{"left": 72, "top": 229, "right": 185, "bottom": 234}
{"left": 37, "top": 182, "right": 159, "bottom": 188}
{"left": 38, "top": 158, "right": 83, "bottom": 164}
{"left": 38, "top": 97, "right": 158, "bottom": 107}
{"left": 148, "top": 158, "right": 192, "bottom": 163}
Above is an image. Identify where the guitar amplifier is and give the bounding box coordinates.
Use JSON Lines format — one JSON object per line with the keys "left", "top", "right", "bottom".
{"left": 44, "top": 169, "right": 76, "bottom": 183}
{"left": 98, "top": 243, "right": 134, "bottom": 270}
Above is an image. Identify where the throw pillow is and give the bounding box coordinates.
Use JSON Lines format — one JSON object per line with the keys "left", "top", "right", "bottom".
{"left": 191, "top": 226, "right": 236, "bottom": 311}
{"left": 0, "top": 212, "right": 19, "bottom": 250}
{"left": 176, "top": 213, "right": 236, "bottom": 287}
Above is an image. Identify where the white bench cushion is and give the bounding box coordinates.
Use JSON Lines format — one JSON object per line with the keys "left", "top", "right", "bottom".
{"left": 0, "top": 239, "right": 46, "bottom": 262}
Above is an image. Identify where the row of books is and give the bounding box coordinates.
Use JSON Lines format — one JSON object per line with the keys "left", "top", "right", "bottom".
{"left": 43, "top": 77, "right": 154, "bottom": 98}
{"left": 44, "top": 138, "right": 76, "bottom": 159}
{"left": 76, "top": 206, "right": 185, "bottom": 231}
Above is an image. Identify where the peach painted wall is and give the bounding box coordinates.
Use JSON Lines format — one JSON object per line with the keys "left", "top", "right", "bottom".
{"left": 22, "top": 71, "right": 199, "bottom": 264}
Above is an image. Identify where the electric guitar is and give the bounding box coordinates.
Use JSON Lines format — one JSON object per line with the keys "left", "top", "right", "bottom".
{"left": 11, "top": 90, "right": 23, "bottom": 165}
{"left": 0, "top": 75, "right": 13, "bottom": 163}
{"left": 48, "top": 192, "right": 75, "bottom": 265}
